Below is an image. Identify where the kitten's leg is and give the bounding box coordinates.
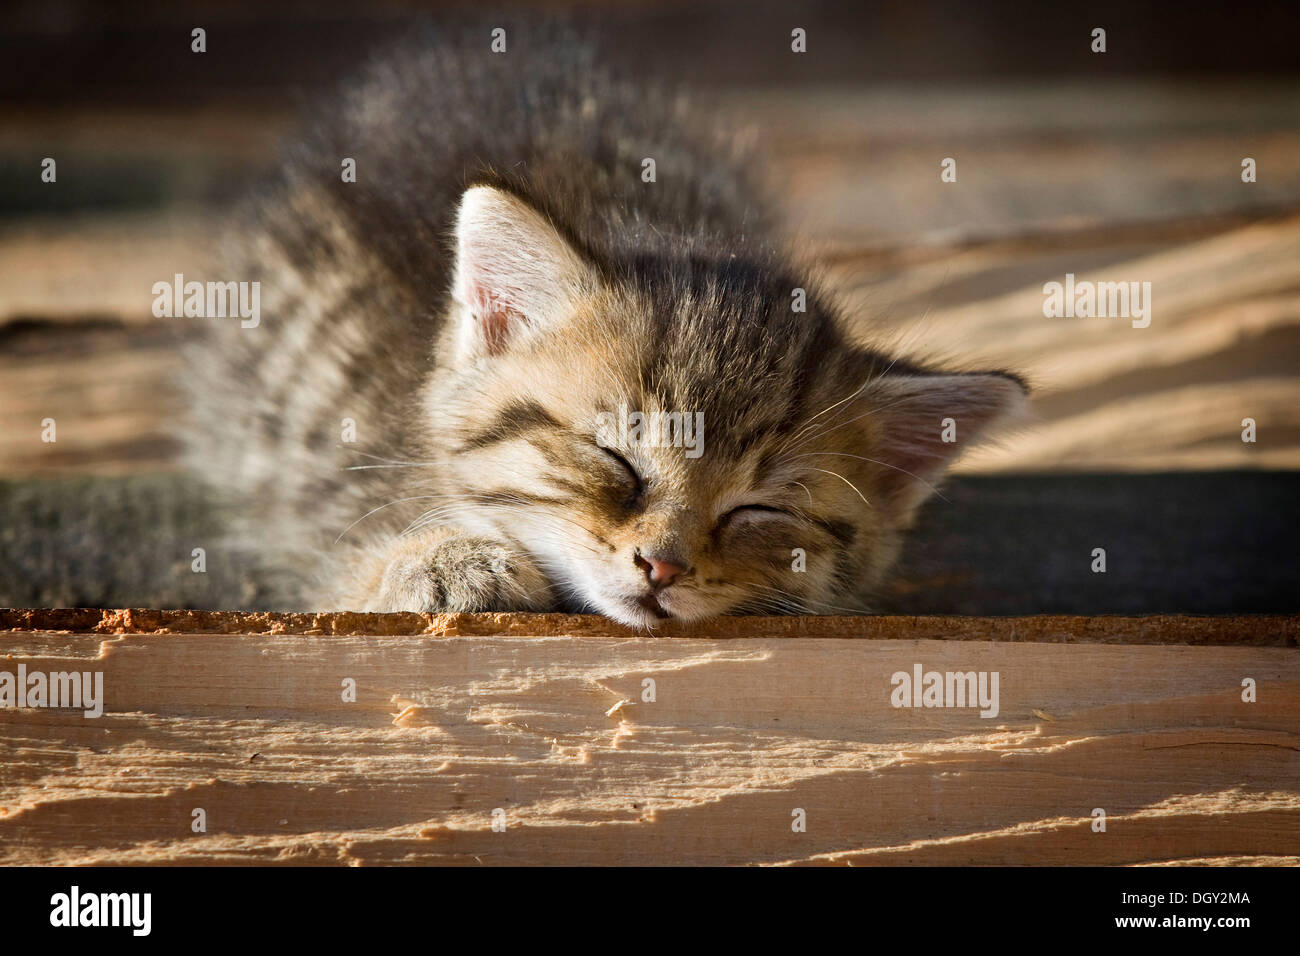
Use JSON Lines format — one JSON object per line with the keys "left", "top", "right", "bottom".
{"left": 361, "top": 529, "right": 553, "bottom": 613}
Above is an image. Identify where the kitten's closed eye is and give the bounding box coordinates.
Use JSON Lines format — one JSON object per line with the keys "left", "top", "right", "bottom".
{"left": 600, "top": 446, "right": 645, "bottom": 508}
{"left": 717, "top": 504, "right": 795, "bottom": 531}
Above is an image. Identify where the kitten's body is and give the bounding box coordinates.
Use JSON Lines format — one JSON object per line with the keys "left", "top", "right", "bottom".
{"left": 186, "top": 23, "right": 1024, "bottom": 624}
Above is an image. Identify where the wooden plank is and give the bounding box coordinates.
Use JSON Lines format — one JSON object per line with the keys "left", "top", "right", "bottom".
{"left": 2, "top": 612, "right": 1297, "bottom": 865}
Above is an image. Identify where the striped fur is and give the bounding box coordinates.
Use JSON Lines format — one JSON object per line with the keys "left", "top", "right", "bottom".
{"left": 183, "top": 22, "right": 1026, "bottom": 624}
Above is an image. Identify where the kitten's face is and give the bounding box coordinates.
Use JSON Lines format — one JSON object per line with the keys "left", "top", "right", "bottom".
{"left": 433, "top": 290, "right": 883, "bottom": 626}
{"left": 422, "top": 187, "right": 1024, "bottom": 627}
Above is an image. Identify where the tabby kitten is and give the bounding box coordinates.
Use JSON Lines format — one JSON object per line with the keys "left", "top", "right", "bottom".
{"left": 185, "top": 23, "right": 1025, "bottom": 626}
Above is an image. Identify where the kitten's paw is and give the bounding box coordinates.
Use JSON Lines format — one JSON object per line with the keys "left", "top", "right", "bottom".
{"left": 371, "top": 534, "right": 550, "bottom": 613}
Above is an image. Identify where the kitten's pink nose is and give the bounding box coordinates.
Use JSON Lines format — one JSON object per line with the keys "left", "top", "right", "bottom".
{"left": 634, "top": 552, "right": 687, "bottom": 588}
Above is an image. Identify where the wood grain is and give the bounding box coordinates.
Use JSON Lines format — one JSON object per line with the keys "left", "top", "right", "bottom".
{"left": 2, "top": 612, "right": 1296, "bottom": 865}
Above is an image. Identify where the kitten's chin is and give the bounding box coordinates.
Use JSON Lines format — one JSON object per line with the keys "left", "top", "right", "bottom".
{"left": 556, "top": 566, "right": 723, "bottom": 627}
{"left": 596, "top": 590, "right": 720, "bottom": 629}
{"left": 606, "top": 601, "right": 671, "bottom": 628}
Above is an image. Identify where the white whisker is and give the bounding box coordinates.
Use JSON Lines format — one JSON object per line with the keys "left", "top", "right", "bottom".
{"left": 808, "top": 467, "right": 870, "bottom": 506}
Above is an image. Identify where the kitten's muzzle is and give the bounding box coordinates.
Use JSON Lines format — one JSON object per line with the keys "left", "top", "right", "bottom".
{"left": 632, "top": 550, "right": 690, "bottom": 590}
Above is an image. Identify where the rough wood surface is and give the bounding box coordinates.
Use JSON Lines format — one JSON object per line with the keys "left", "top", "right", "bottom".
{"left": 2, "top": 612, "right": 1297, "bottom": 865}
{"left": 2, "top": 608, "right": 1299, "bottom": 645}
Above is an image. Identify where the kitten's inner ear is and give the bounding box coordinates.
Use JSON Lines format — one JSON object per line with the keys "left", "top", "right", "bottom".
{"left": 864, "top": 371, "right": 1028, "bottom": 520}
{"left": 451, "top": 185, "right": 593, "bottom": 359}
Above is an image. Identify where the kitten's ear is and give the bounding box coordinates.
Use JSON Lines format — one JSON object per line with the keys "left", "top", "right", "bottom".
{"left": 451, "top": 185, "right": 594, "bottom": 359}
{"left": 864, "top": 371, "right": 1028, "bottom": 520}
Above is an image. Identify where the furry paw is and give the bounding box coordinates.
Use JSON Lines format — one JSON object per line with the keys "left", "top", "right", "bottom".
{"left": 370, "top": 533, "right": 550, "bottom": 613}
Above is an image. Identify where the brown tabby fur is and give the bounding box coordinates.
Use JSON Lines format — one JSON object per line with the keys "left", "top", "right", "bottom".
{"left": 184, "top": 21, "right": 1026, "bottom": 626}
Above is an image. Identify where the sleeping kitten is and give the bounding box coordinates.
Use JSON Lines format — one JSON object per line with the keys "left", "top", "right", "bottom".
{"left": 185, "top": 23, "right": 1026, "bottom": 626}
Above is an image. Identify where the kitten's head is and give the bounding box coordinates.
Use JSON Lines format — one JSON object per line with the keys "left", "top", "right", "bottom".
{"left": 422, "top": 186, "right": 1026, "bottom": 626}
